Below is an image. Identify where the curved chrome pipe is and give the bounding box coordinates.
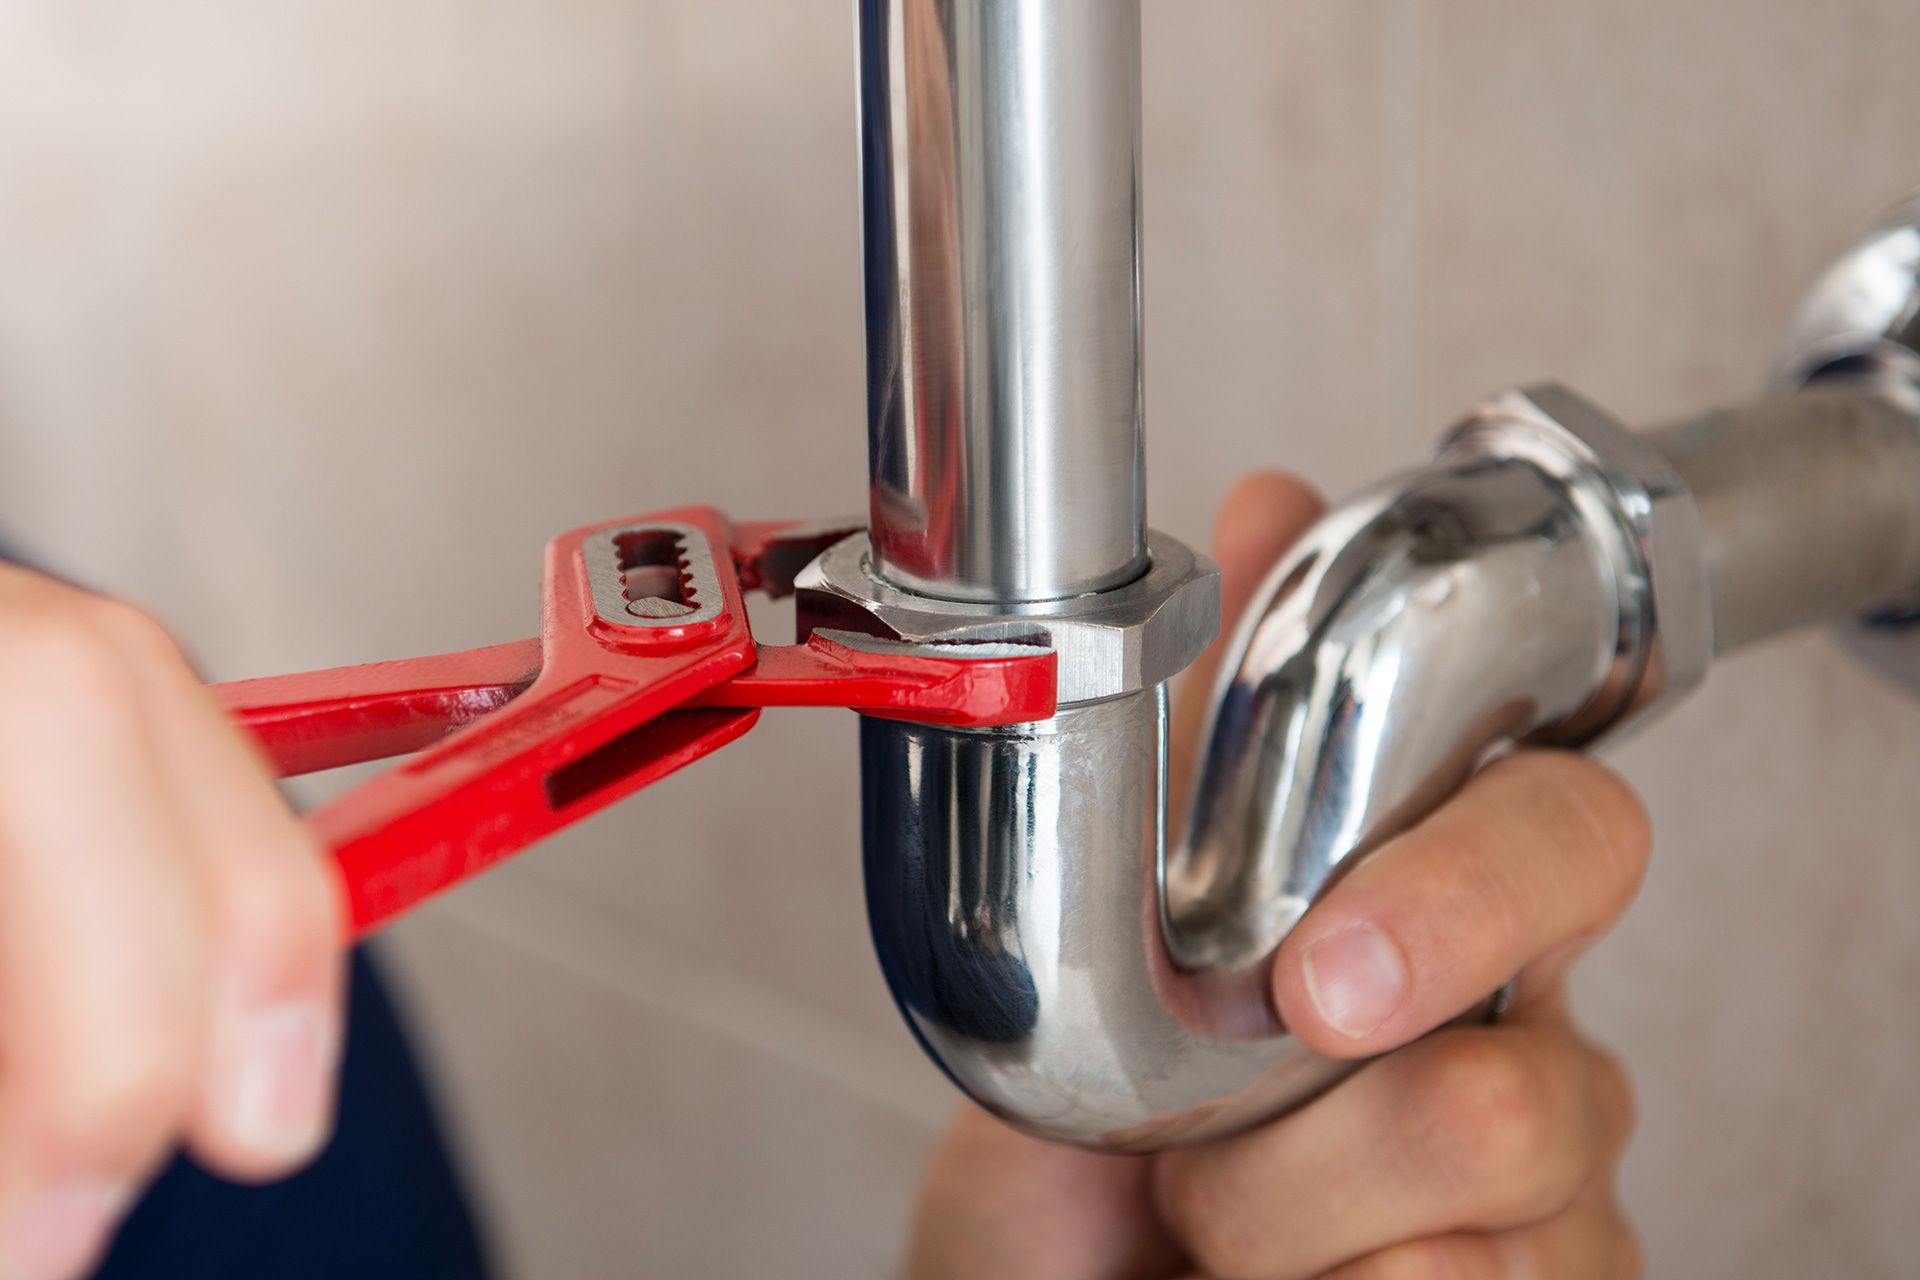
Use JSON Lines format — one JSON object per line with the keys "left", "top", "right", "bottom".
{"left": 847, "top": 7, "right": 1920, "bottom": 1153}
{"left": 1171, "top": 427, "right": 1658, "bottom": 975}
{"left": 858, "top": 386, "right": 1715, "bottom": 1150}
{"left": 864, "top": 690, "right": 1342, "bottom": 1151}
{"left": 861, "top": 371, "right": 1920, "bottom": 1152}
{"left": 862, "top": 450, "right": 1627, "bottom": 1147}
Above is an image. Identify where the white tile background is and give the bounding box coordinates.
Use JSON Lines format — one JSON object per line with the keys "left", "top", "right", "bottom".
{"left": 2, "top": 2, "right": 1918, "bottom": 1275}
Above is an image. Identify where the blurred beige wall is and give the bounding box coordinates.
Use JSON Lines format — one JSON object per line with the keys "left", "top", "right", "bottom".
{"left": 2, "top": 2, "right": 1918, "bottom": 1275}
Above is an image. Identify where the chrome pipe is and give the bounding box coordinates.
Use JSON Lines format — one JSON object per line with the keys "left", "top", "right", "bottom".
{"left": 841, "top": 368, "right": 1920, "bottom": 1153}
{"left": 857, "top": 0, "right": 1147, "bottom": 603}
{"left": 842, "top": 0, "right": 1217, "bottom": 1151}
{"left": 863, "top": 690, "right": 1335, "bottom": 1148}
{"left": 1172, "top": 433, "right": 1653, "bottom": 977}
{"left": 1650, "top": 384, "right": 1920, "bottom": 654}
{"left": 843, "top": 11, "right": 1920, "bottom": 1154}
{"left": 850, "top": 384, "right": 1715, "bottom": 1152}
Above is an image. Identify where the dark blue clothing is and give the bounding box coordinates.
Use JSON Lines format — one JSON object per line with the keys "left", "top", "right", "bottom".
{"left": 97, "top": 950, "right": 493, "bottom": 1279}
{"left": 0, "top": 541, "right": 491, "bottom": 1278}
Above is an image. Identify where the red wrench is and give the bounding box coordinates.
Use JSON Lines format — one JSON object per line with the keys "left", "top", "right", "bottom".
{"left": 213, "top": 508, "right": 1055, "bottom": 937}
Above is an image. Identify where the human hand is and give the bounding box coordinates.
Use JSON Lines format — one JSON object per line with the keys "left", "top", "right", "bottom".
{"left": 0, "top": 564, "right": 344, "bottom": 1279}
{"left": 909, "top": 472, "right": 1647, "bottom": 1279}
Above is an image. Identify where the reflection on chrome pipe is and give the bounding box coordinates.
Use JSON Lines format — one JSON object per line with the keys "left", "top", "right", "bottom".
{"left": 848, "top": 164, "right": 1920, "bottom": 1148}
{"left": 1173, "top": 450, "right": 1641, "bottom": 974}
{"left": 864, "top": 691, "right": 1352, "bottom": 1150}
{"left": 855, "top": 386, "right": 1720, "bottom": 1151}
{"left": 857, "top": 368, "right": 1920, "bottom": 1152}
{"left": 1176, "top": 385, "right": 1717, "bottom": 985}
{"left": 857, "top": 0, "right": 1147, "bottom": 602}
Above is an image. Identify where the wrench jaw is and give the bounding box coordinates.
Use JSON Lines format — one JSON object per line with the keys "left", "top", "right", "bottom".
{"left": 793, "top": 532, "right": 1219, "bottom": 706}
{"left": 217, "top": 508, "right": 1056, "bottom": 939}
{"left": 729, "top": 515, "right": 870, "bottom": 598}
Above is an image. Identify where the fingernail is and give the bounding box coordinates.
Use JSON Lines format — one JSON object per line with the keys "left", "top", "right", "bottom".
{"left": 1302, "top": 923, "right": 1409, "bottom": 1039}
{"left": 225, "top": 1003, "right": 335, "bottom": 1162}
{"left": 1, "top": 1181, "right": 128, "bottom": 1280}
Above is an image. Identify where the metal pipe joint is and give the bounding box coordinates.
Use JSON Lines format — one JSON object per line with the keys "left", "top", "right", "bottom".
{"left": 837, "top": 1, "right": 1920, "bottom": 1152}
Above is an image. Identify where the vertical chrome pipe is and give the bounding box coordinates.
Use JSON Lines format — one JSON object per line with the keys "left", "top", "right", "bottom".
{"left": 858, "top": 0, "right": 1147, "bottom": 602}
{"left": 841, "top": 0, "right": 1227, "bottom": 1149}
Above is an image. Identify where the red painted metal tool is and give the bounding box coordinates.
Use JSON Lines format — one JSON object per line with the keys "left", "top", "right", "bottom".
{"left": 214, "top": 508, "right": 1056, "bottom": 937}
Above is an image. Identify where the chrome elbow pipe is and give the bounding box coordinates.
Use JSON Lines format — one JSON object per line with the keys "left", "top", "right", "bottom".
{"left": 829, "top": 2, "right": 1920, "bottom": 1151}
{"left": 824, "top": 383, "right": 1713, "bottom": 1152}
{"left": 1171, "top": 388, "right": 1711, "bottom": 980}
{"left": 829, "top": 364, "right": 1920, "bottom": 1154}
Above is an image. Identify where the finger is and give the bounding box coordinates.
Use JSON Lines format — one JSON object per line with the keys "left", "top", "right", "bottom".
{"left": 1322, "top": 1181, "right": 1640, "bottom": 1280}
{"left": 0, "top": 579, "right": 209, "bottom": 1279}
{"left": 1272, "top": 750, "right": 1651, "bottom": 1058}
{"left": 88, "top": 601, "right": 347, "bottom": 1181}
{"left": 1152, "top": 1015, "right": 1634, "bottom": 1280}
{"left": 908, "top": 1108, "right": 1181, "bottom": 1280}
{"left": 1170, "top": 471, "right": 1325, "bottom": 812}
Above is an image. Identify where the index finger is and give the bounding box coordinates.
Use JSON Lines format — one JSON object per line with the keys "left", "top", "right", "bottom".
{"left": 1272, "top": 749, "right": 1653, "bottom": 1059}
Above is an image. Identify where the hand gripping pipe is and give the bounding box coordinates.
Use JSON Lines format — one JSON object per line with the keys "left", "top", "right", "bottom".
{"left": 808, "top": 2, "right": 1920, "bottom": 1151}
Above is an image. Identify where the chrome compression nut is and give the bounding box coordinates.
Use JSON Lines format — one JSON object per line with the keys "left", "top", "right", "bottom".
{"left": 795, "top": 531, "right": 1220, "bottom": 706}
{"left": 1441, "top": 383, "right": 1715, "bottom": 729}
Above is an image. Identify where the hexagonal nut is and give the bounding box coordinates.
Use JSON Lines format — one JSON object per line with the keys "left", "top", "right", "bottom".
{"left": 794, "top": 531, "right": 1221, "bottom": 706}
{"left": 1443, "top": 382, "right": 1714, "bottom": 716}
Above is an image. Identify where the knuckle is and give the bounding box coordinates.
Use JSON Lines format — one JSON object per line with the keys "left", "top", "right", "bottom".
{"left": 1404, "top": 1035, "right": 1577, "bottom": 1218}
{"left": 1558, "top": 758, "right": 1653, "bottom": 893}
{"left": 1150, "top": 1153, "right": 1268, "bottom": 1280}
{"left": 1488, "top": 751, "right": 1652, "bottom": 927}
{"left": 82, "top": 596, "right": 183, "bottom": 668}
{"left": 0, "top": 592, "right": 136, "bottom": 697}
{"left": 0, "top": 592, "right": 191, "bottom": 729}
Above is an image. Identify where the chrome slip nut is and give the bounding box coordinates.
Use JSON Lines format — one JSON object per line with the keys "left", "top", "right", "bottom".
{"left": 1441, "top": 382, "right": 1715, "bottom": 728}
{"left": 795, "top": 531, "right": 1220, "bottom": 706}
